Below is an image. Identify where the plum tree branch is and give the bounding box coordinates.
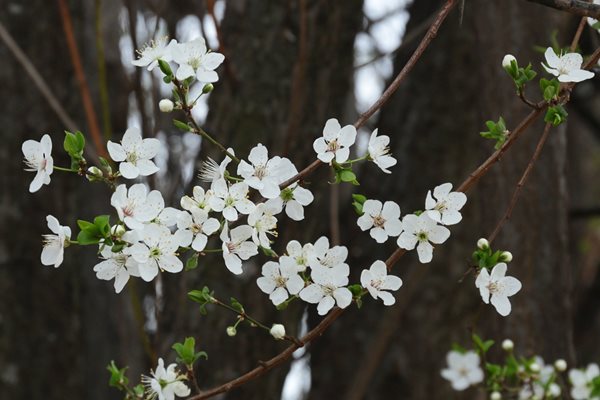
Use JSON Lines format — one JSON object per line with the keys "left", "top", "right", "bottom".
{"left": 525, "top": 0, "right": 600, "bottom": 18}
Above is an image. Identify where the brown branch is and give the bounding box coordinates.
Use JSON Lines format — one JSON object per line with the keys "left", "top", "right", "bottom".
{"left": 488, "top": 123, "right": 553, "bottom": 243}
{"left": 57, "top": 0, "right": 107, "bottom": 159}
{"left": 525, "top": 0, "right": 600, "bottom": 19}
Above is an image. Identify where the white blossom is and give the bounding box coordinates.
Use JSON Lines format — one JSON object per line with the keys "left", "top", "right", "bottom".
{"left": 181, "top": 186, "right": 213, "bottom": 213}
{"left": 542, "top": 47, "right": 594, "bottom": 83}
{"left": 107, "top": 127, "right": 161, "bottom": 179}
{"left": 266, "top": 183, "right": 314, "bottom": 221}
{"left": 132, "top": 37, "right": 177, "bottom": 71}
{"left": 281, "top": 240, "right": 313, "bottom": 272}
{"left": 174, "top": 209, "right": 220, "bottom": 251}
{"left": 22, "top": 134, "right": 53, "bottom": 193}
{"left": 475, "top": 263, "right": 522, "bottom": 317}
{"left": 247, "top": 203, "right": 278, "bottom": 248}
{"left": 237, "top": 143, "right": 296, "bottom": 199}
{"left": 441, "top": 350, "right": 484, "bottom": 391}
{"left": 569, "top": 363, "right": 600, "bottom": 400}
{"left": 299, "top": 265, "right": 352, "bottom": 315}
{"left": 367, "top": 129, "right": 397, "bottom": 173}
{"left": 41, "top": 215, "right": 71, "bottom": 268}
{"left": 198, "top": 148, "right": 234, "bottom": 183}
{"left": 209, "top": 179, "right": 255, "bottom": 222}
{"left": 93, "top": 247, "right": 140, "bottom": 293}
{"left": 172, "top": 38, "right": 225, "bottom": 82}
{"left": 360, "top": 260, "right": 403, "bottom": 305}
{"left": 425, "top": 183, "right": 467, "bottom": 226}
{"left": 141, "top": 358, "right": 190, "bottom": 400}
{"left": 220, "top": 225, "right": 258, "bottom": 275}
{"left": 309, "top": 236, "right": 349, "bottom": 276}
{"left": 357, "top": 199, "right": 403, "bottom": 243}
{"left": 555, "top": 359, "right": 567, "bottom": 372}
{"left": 128, "top": 224, "right": 183, "bottom": 282}
{"left": 313, "top": 118, "right": 357, "bottom": 164}
{"left": 256, "top": 261, "right": 304, "bottom": 306}
{"left": 111, "top": 184, "right": 164, "bottom": 230}
{"left": 397, "top": 213, "right": 450, "bottom": 263}
{"left": 270, "top": 324, "right": 286, "bottom": 340}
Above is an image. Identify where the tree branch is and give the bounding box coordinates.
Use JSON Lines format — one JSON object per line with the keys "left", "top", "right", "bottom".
{"left": 525, "top": 0, "right": 600, "bottom": 18}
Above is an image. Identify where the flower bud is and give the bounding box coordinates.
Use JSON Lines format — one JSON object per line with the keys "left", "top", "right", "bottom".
{"left": 490, "top": 391, "right": 502, "bottom": 400}
{"left": 500, "top": 251, "right": 513, "bottom": 262}
{"left": 477, "top": 238, "right": 489, "bottom": 250}
{"left": 530, "top": 362, "right": 540, "bottom": 373}
{"left": 202, "top": 83, "right": 214, "bottom": 94}
{"left": 226, "top": 326, "right": 237, "bottom": 337}
{"left": 502, "top": 54, "right": 516, "bottom": 69}
{"left": 86, "top": 166, "right": 103, "bottom": 182}
{"left": 270, "top": 324, "right": 286, "bottom": 340}
{"left": 554, "top": 359, "right": 567, "bottom": 372}
{"left": 110, "top": 225, "right": 126, "bottom": 237}
{"left": 159, "top": 99, "right": 174, "bottom": 113}
{"left": 501, "top": 339, "right": 514, "bottom": 351}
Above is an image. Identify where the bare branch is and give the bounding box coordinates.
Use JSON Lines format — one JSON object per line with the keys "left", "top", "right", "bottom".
{"left": 525, "top": 0, "right": 600, "bottom": 18}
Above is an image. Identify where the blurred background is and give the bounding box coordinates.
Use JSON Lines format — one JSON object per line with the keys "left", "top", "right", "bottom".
{"left": 1, "top": 0, "right": 600, "bottom": 399}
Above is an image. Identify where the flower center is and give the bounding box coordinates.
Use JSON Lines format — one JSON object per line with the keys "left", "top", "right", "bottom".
{"left": 487, "top": 281, "right": 500, "bottom": 294}
{"left": 126, "top": 151, "right": 139, "bottom": 164}
{"left": 323, "top": 284, "right": 336, "bottom": 296}
{"left": 370, "top": 278, "right": 383, "bottom": 290}
{"left": 280, "top": 188, "right": 294, "bottom": 202}
{"left": 327, "top": 139, "right": 340, "bottom": 152}
{"left": 434, "top": 201, "right": 447, "bottom": 212}
{"left": 24, "top": 155, "right": 41, "bottom": 171}
{"left": 189, "top": 57, "right": 201, "bottom": 69}
{"left": 254, "top": 165, "right": 267, "bottom": 179}
{"left": 417, "top": 231, "right": 428, "bottom": 242}
{"left": 373, "top": 215, "right": 386, "bottom": 228}
{"left": 150, "top": 247, "right": 162, "bottom": 258}
{"left": 225, "top": 241, "right": 237, "bottom": 253}
{"left": 225, "top": 195, "right": 236, "bottom": 207}
{"left": 123, "top": 201, "right": 136, "bottom": 217}
{"left": 274, "top": 275, "right": 288, "bottom": 287}
{"left": 191, "top": 223, "right": 201, "bottom": 234}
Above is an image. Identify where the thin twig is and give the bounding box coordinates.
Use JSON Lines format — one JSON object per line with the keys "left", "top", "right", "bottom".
{"left": 525, "top": 0, "right": 600, "bottom": 18}
{"left": 488, "top": 123, "right": 553, "bottom": 243}
{"left": 570, "top": 16, "right": 588, "bottom": 51}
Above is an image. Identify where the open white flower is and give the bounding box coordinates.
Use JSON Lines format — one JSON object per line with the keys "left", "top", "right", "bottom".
{"left": 425, "top": 183, "right": 467, "bottom": 226}
{"left": 266, "top": 183, "right": 314, "bottom": 221}
{"left": 569, "top": 363, "right": 600, "bottom": 400}
{"left": 220, "top": 225, "right": 258, "bottom": 275}
{"left": 198, "top": 148, "right": 235, "bottom": 183}
{"left": 111, "top": 184, "right": 164, "bottom": 230}
{"left": 282, "top": 240, "right": 313, "bottom": 272}
{"left": 475, "top": 263, "right": 522, "bottom": 317}
{"left": 299, "top": 265, "right": 352, "bottom": 315}
{"left": 128, "top": 224, "right": 183, "bottom": 282}
{"left": 181, "top": 186, "right": 213, "bottom": 213}
{"left": 237, "top": 143, "right": 296, "bottom": 199}
{"left": 397, "top": 213, "right": 450, "bottom": 263}
{"left": 441, "top": 350, "right": 484, "bottom": 391}
{"left": 132, "top": 37, "right": 177, "bottom": 71}
{"left": 257, "top": 261, "right": 304, "bottom": 306}
{"left": 172, "top": 37, "right": 225, "bottom": 82}
{"left": 309, "top": 236, "right": 349, "bottom": 276}
{"left": 360, "top": 260, "right": 403, "bottom": 305}
{"left": 247, "top": 203, "right": 278, "bottom": 248}
{"left": 41, "top": 215, "right": 71, "bottom": 268}
{"left": 357, "top": 199, "right": 402, "bottom": 243}
{"left": 209, "top": 179, "right": 255, "bottom": 221}
{"left": 107, "top": 127, "right": 160, "bottom": 179}
{"left": 141, "top": 358, "right": 190, "bottom": 400}
{"left": 22, "top": 134, "right": 53, "bottom": 193}
{"left": 542, "top": 47, "right": 594, "bottom": 83}
{"left": 313, "top": 118, "right": 357, "bottom": 164}
{"left": 367, "top": 129, "right": 396, "bottom": 173}
{"left": 175, "top": 209, "right": 220, "bottom": 251}
{"left": 93, "top": 247, "right": 140, "bottom": 293}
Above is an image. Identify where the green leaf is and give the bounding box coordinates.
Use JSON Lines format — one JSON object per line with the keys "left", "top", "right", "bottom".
{"left": 111, "top": 243, "right": 125, "bottom": 253}
{"left": 106, "top": 360, "right": 129, "bottom": 389}
{"left": 158, "top": 59, "right": 173, "bottom": 77}
{"left": 259, "top": 246, "right": 278, "bottom": 258}
{"left": 63, "top": 131, "right": 85, "bottom": 160}
{"left": 77, "top": 230, "right": 101, "bottom": 245}
{"left": 77, "top": 219, "right": 97, "bottom": 233}
{"left": 230, "top": 297, "right": 245, "bottom": 313}
{"left": 94, "top": 215, "right": 111, "bottom": 236}
{"left": 173, "top": 119, "right": 192, "bottom": 132}
{"left": 472, "top": 333, "right": 494, "bottom": 353}
{"left": 185, "top": 253, "right": 199, "bottom": 271}
{"left": 340, "top": 169, "right": 356, "bottom": 182}
{"left": 351, "top": 194, "right": 367, "bottom": 204}
{"left": 347, "top": 284, "right": 364, "bottom": 298}
{"left": 544, "top": 105, "right": 567, "bottom": 126}
{"left": 450, "top": 343, "right": 467, "bottom": 353}
{"left": 592, "top": 21, "right": 600, "bottom": 30}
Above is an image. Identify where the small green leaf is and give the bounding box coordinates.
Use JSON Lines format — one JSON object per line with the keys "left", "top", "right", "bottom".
{"left": 544, "top": 105, "right": 567, "bottom": 126}
{"left": 340, "top": 170, "right": 356, "bottom": 182}
{"left": 106, "top": 360, "right": 129, "bottom": 389}
{"left": 77, "top": 230, "right": 101, "bottom": 245}
{"left": 230, "top": 297, "right": 244, "bottom": 313}
{"left": 186, "top": 253, "right": 199, "bottom": 271}
{"left": 158, "top": 59, "right": 173, "bottom": 77}
{"left": 173, "top": 119, "right": 192, "bottom": 132}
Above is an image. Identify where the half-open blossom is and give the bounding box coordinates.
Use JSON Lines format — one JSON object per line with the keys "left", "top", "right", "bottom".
{"left": 41, "top": 215, "right": 71, "bottom": 268}
{"left": 93, "top": 247, "right": 140, "bottom": 293}
{"left": 132, "top": 37, "right": 177, "bottom": 71}
{"left": 357, "top": 199, "right": 402, "bottom": 243}
{"left": 247, "top": 203, "right": 278, "bottom": 248}
{"left": 22, "top": 134, "right": 53, "bottom": 193}
{"left": 172, "top": 37, "right": 225, "bottom": 82}
{"left": 475, "top": 263, "right": 522, "bottom": 317}
{"left": 209, "top": 179, "right": 255, "bottom": 222}
{"left": 360, "top": 260, "right": 403, "bottom": 305}
{"left": 367, "top": 129, "right": 396, "bottom": 173}
{"left": 128, "top": 224, "right": 183, "bottom": 282}
{"left": 107, "top": 127, "right": 161, "bottom": 179}
{"left": 266, "top": 183, "right": 314, "bottom": 221}
{"left": 220, "top": 225, "right": 258, "bottom": 275}
{"left": 237, "top": 143, "right": 296, "bottom": 199}
{"left": 175, "top": 209, "right": 220, "bottom": 251}
{"left": 257, "top": 261, "right": 304, "bottom": 306}
{"left": 397, "top": 213, "right": 450, "bottom": 263}
{"left": 542, "top": 47, "right": 594, "bottom": 83}
{"left": 425, "top": 183, "right": 467, "bottom": 226}
{"left": 299, "top": 265, "right": 352, "bottom": 315}
{"left": 441, "top": 350, "right": 484, "bottom": 391}
{"left": 111, "top": 184, "right": 164, "bottom": 230}
{"left": 141, "top": 358, "right": 190, "bottom": 400}
{"left": 569, "top": 363, "right": 600, "bottom": 400}
{"left": 309, "top": 236, "right": 349, "bottom": 276}
{"left": 313, "top": 118, "right": 357, "bottom": 164}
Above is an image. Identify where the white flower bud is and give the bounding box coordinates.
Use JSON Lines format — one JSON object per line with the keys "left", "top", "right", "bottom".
{"left": 226, "top": 326, "right": 237, "bottom": 337}
{"left": 270, "top": 324, "right": 286, "bottom": 340}
{"left": 500, "top": 251, "right": 513, "bottom": 262}
{"left": 86, "top": 166, "right": 103, "bottom": 181}
{"left": 501, "top": 339, "right": 514, "bottom": 351}
{"left": 502, "top": 54, "right": 516, "bottom": 69}
{"left": 554, "top": 359, "right": 567, "bottom": 372}
{"left": 490, "top": 391, "right": 502, "bottom": 400}
{"left": 530, "top": 362, "right": 540, "bottom": 373}
{"left": 110, "top": 225, "right": 126, "bottom": 237}
{"left": 159, "top": 99, "right": 174, "bottom": 113}
{"left": 477, "top": 238, "right": 489, "bottom": 250}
